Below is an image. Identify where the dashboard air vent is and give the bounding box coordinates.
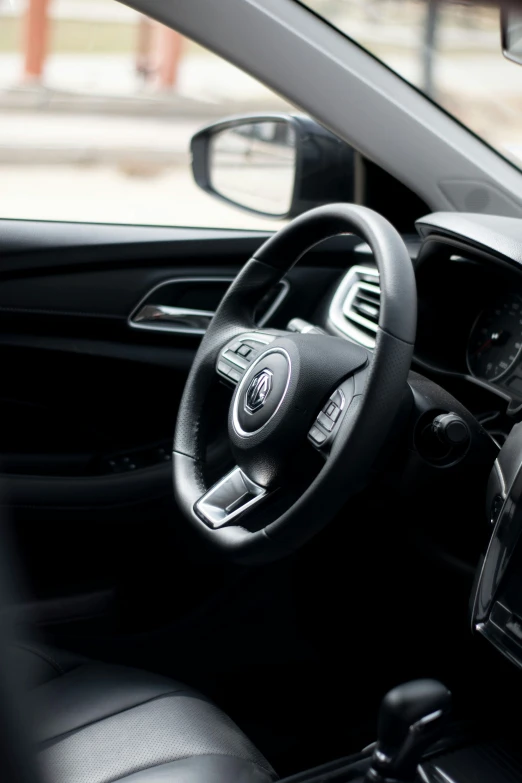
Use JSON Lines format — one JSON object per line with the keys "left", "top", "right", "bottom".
{"left": 328, "top": 265, "right": 380, "bottom": 349}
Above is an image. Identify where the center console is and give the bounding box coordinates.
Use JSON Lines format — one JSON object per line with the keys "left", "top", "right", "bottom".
{"left": 277, "top": 424, "right": 522, "bottom": 783}
{"left": 280, "top": 678, "right": 453, "bottom": 783}
{"left": 278, "top": 687, "right": 522, "bottom": 783}
{"left": 277, "top": 674, "right": 522, "bottom": 783}
{"left": 280, "top": 739, "right": 522, "bottom": 783}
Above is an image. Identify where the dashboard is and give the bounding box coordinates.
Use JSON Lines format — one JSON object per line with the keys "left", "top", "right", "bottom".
{"left": 414, "top": 251, "right": 522, "bottom": 411}
{"left": 315, "top": 211, "right": 522, "bottom": 675}
{"left": 322, "top": 213, "right": 522, "bottom": 447}
{"left": 414, "top": 212, "right": 522, "bottom": 419}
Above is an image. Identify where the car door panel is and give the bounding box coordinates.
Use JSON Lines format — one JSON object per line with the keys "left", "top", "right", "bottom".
{"left": 0, "top": 219, "right": 357, "bottom": 612}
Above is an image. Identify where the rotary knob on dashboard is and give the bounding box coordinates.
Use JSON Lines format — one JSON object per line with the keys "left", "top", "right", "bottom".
{"left": 432, "top": 413, "right": 470, "bottom": 447}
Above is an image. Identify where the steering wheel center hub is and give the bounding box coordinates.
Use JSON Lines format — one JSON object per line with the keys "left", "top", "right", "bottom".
{"left": 228, "top": 333, "right": 369, "bottom": 487}
{"left": 233, "top": 348, "right": 291, "bottom": 436}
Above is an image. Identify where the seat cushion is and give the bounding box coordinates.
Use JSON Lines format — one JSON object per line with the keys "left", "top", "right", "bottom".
{"left": 14, "top": 643, "right": 277, "bottom": 783}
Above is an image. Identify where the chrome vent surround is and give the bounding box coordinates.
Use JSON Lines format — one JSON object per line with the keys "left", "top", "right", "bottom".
{"left": 328, "top": 265, "right": 380, "bottom": 349}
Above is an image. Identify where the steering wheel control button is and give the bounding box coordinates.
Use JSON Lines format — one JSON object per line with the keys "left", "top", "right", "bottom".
{"left": 233, "top": 348, "right": 291, "bottom": 436}
{"left": 217, "top": 333, "right": 277, "bottom": 387}
{"left": 224, "top": 350, "right": 249, "bottom": 369}
{"left": 309, "top": 426, "right": 327, "bottom": 445}
{"left": 330, "top": 406, "right": 341, "bottom": 422}
{"left": 323, "top": 400, "right": 341, "bottom": 422}
{"left": 317, "top": 412, "right": 335, "bottom": 432}
{"left": 217, "top": 361, "right": 231, "bottom": 378}
{"left": 308, "top": 386, "right": 348, "bottom": 450}
{"left": 330, "top": 389, "right": 345, "bottom": 407}
{"left": 490, "top": 494, "right": 504, "bottom": 526}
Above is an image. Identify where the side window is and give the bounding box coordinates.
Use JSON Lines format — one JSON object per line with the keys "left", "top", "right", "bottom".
{"left": 0, "top": 1, "right": 292, "bottom": 229}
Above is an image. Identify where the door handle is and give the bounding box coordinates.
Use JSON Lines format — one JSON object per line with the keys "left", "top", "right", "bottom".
{"left": 131, "top": 304, "right": 214, "bottom": 334}
{"left": 128, "top": 275, "right": 289, "bottom": 337}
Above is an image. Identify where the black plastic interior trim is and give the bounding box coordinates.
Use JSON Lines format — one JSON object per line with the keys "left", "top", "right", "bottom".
{"left": 2, "top": 462, "right": 172, "bottom": 509}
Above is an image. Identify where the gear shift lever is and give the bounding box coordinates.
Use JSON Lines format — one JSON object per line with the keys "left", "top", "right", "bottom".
{"left": 365, "top": 680, "right": 451, "bottom": 783}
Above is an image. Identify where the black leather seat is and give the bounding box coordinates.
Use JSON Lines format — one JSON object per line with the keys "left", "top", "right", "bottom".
{"left": 15, "top": 643, "right": 277, "bottom": 783}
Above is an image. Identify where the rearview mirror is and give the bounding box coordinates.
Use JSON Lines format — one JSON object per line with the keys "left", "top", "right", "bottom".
{"left": 501, "top": 5, "right": 522, "bottom": 65}
{"left": 190, "top": 114, "right": 354, "bottom": 219}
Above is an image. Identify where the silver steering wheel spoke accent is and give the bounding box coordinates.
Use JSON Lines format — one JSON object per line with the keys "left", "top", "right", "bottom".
{"left": 216, "top": 332, "right": 276, "bottom": 386}
{"left": 194, "top": 466, "right": 268, "bottom": 528}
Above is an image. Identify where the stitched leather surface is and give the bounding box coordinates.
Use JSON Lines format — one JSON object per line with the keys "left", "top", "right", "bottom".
{"left": 119, "top": 755, "right": 276, "bottom": 783}
{"left": 172, "top": 204, "right": 416, "bottom": 563}
{"left": 40, "top": 695, "right": 274, "bottom": 783}
{"left": 32, "top": 664, "right": 198, "bottom": 744}
{"left": 253, "top": 203, "right": 417, "bottom": 343}
{"left": 17, "top": 644, "right": 276, "bottom": 783}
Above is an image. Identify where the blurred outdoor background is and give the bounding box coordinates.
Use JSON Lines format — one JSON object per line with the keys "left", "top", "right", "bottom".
{"left": 1, "top": 0, "right": 522, "bottom": 229}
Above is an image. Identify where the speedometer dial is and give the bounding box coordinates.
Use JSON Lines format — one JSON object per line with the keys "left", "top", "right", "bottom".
{"left": 467, "top": 294, "right": 522, "bottom": 382}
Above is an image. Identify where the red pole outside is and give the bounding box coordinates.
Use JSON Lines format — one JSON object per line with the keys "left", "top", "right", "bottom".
{"left": 154, "top": 24, "right": 184, "bottom": 89}
{"left": 136, "top": 16, "right": 154, "bottom": 81}
{"left": 23, "top": 0, "right": 51, "bottom": 82}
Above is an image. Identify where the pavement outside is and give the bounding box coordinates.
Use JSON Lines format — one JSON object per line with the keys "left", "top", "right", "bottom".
{"left": 0, "top": 39, "right": 292, "bottom": 229}
{"left": 1, "top": 0, "right": 522, "bottom": 230}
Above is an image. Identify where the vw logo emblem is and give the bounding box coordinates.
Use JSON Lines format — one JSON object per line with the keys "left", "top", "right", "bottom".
{"left": 245, "top": 369, "right": 273, "bottom": 414}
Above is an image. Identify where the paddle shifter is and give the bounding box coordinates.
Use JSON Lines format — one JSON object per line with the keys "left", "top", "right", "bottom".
{"left": 365, "top": 680, "right": 452, "bottom": 783}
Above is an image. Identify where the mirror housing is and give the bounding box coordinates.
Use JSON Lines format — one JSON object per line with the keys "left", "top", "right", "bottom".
{"left": 501, "top": 4, "right": 522, "bottom": 65}
{"left": 190, "top": 114, "right": 354, "bottom": 219}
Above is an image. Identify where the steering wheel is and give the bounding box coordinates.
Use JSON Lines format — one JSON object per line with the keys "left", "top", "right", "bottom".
{"left": 173, "top": 204, "right": 416, "bottom": 563}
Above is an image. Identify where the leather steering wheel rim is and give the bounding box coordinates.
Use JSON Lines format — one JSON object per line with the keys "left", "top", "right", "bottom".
{"left": 173, "top": 204, "right": 417, "bottom": 564}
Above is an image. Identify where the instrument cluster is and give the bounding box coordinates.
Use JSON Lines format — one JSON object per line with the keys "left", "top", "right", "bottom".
{"left": 467, "top": 292, "right": 522, "bottom": 391}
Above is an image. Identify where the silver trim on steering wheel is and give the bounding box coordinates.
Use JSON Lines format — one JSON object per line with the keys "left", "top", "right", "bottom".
{"left": 194, "top": 466, "right": 267, "bottom": 528}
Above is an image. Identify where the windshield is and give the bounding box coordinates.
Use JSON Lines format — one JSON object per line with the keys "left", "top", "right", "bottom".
{"left": 299, "top": 0, "right": 522, "bottom": 169}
